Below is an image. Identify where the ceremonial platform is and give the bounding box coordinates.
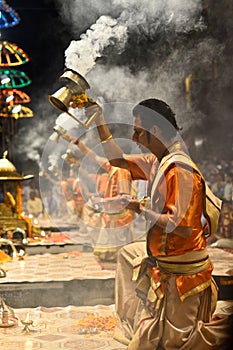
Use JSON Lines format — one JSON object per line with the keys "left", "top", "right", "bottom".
{"left": 0, "top": 242, "right": 233, "bottom": 310}
{"left": 0, "top": 250, "right": 115, "bottom": 308}
{"left": 0, "top": 301, "right": 232, "bottom": 350}
{"left": 0, "top": 304, "right": 127, "bottom": 350}
{"left": 25, "top": 217, "right": 93, "bottom": 255}
{"left": 24, "top": 230, "right": 93, "bottom": 255}
{"left": 0, "top": 222, "right": 232, "bottom": 350}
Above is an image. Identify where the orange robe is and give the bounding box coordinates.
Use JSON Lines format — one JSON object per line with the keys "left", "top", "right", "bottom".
{"left": 124, "top": 143, "right": 212, "bottom": 301}
{"left": 97, "top": 160, "right": 134, "bottom": 229}
{"left": 93, "top": 161, "right": 135, "bottom": 261}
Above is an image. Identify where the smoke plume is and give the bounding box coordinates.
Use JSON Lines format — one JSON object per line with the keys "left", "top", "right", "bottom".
{"left": 65, "top": 15, "right": 128, "bottom": 75}
{"left": 12, "top": 0, "right": 232, "bottom": 176}
{"left": 63, "top": 0, "right": 205, "bottom": 77}
{"left": 56, "top": 0, "right": 223, "bottom": 131}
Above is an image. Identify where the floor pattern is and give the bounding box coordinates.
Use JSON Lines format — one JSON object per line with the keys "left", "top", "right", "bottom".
{"left": 1, "top": 301, "right": 232, "bottom": 350}
{"left": 0, "top": 304, "right": 126, "bottom": 350}
{"left": 0, "top": 252, "right": 114, "bottom": 284}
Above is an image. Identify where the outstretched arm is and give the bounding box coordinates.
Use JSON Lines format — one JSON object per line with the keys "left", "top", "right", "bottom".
{"left": 62, "top": 133, "right": 107, "bottom": 167}
{"left": 42, "top": 171, "right": 60, "bottom": 185}
{"left": 85, "top": 104, "right": 129, "bottom": 169}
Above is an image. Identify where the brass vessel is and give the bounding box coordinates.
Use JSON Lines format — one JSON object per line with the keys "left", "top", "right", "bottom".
{"left": 49, "top": 69, "right": 97, "bottom": 128}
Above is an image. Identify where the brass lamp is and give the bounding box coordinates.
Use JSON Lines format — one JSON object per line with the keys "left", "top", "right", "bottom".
{"left": 48, "top": 69, "right": 97, "bottom": 128}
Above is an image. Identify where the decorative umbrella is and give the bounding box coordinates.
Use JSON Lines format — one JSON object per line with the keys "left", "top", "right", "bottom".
{"left": 0, "top": 41, "right": 29, "bottom": 66}
{"left": 0, "top": 0, "right": 20, "bottom": 28}
{"left": 0, "top": 89, "right": 30, "bottom": 105}
{"left": 0, "top": 105, "right": 33, "bottom": 119}
{"left": 0, "top": 69, "right": 31, "bottom": 89}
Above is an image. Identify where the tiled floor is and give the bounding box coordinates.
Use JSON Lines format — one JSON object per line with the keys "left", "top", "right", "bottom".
{"left": 1, "top": 301, "right": 232, "bottom": 350}
{"left": 0, "top": 252, "right": 114, "bottom": 283}
{"left": 1, "top": 246, "right": 232, "bottom": 285}
{"left": 0, "top": 304, "right": 126, "bottom": 350}
{"left": 207, "top": 247, "right": 233, "bottom": 276}
{"left": 0, "top": 215, "right": 232, "bottom": 349}
{"left": 1, "top": 240, "right": 233, "bottom": 308}
{"left": 0, "top": 250, "right": 115, "bottom": 308}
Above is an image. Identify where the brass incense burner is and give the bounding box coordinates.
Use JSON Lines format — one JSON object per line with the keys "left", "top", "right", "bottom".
{"left": 49, "top": 69, "right": 97, "bottom": 128}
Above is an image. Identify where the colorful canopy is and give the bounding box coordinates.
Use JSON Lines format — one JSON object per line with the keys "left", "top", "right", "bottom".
{"left": 0, "top": 69, "right": 31, "bottom": 88}
{"left": 0, "top": 89, "right": 30, "bottom": 105}
{"left": 0, "top": 41, "right": 29, "bottom": 66}
{"left": 0, "top": 0, "right": 20, "bottom": 28}
{"left": 0, "top": 104, "right": 33, "bottom": 119}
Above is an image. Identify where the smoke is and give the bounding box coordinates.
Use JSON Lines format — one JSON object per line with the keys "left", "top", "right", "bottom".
{"left": 32, "top": 0, "right": 227, "bottom": 169}
{"left": 65, "top": 16, "right": 128, "bottom": 75}
{"left": 63, "top": 0, "right": 205, "bottom": 76}
{"left": 86, "top": 36, "right": 223, "bottom": 131}
{"left": 55, "top": 112, "right": 80, "bottom": 130}
{"left": 58, "top": 0, "right": 205, "bottom": 36}
{"left": 12, "top": 119, "right": 51, "bottom": 165}
{"left": 11, "top": 93, "right": 59, "bottom": 170}
{"left": 56, "top": 0, "right": 218, "bottom": 127}
{"left": 13, "top": 0, "right": 231, "bottom": 176}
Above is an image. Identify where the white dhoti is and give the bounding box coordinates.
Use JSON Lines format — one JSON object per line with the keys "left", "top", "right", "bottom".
{"left": 114, "top": 242, "right": 232, "bottom": 350}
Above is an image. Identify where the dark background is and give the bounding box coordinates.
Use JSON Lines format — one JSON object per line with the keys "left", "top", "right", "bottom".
{"left": 3, "top": 0, "right": 69, "bottom": 99}
{"left": 1, "top": 0, "right": 71, "bottom": 178}
{"left": 1, "top": 0, "right": 233, "bottom": 184}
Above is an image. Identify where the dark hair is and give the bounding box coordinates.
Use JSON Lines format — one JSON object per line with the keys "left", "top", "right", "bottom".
{"left": 132, "top": 98, "right": 180, "bottom": 139}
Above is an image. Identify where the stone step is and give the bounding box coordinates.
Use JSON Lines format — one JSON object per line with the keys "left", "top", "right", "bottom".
{"left": 0, "top": 251, "right": 115, "bottom": 308}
